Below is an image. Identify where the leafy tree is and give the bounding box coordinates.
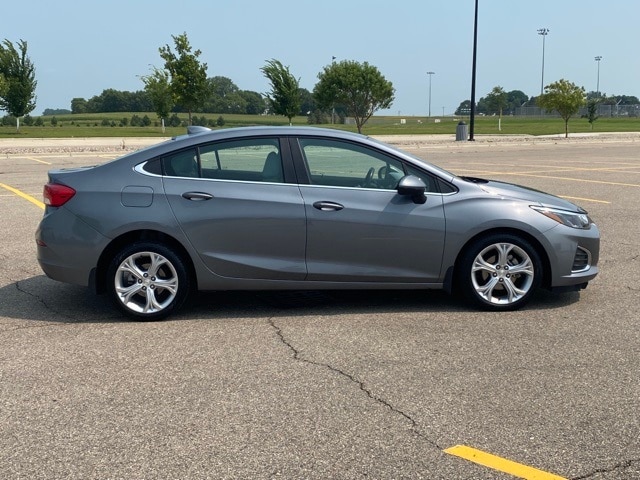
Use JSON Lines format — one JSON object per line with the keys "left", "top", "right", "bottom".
{"left": 159, "top": 32, "right": 209, "bottom": 125}
{"left": 84, "top": 89, "right": 152, "bottom": 113}
{"left": 205, "top": 76, "right": 246, "bottom": 114}
{"left": 537, "top": 79, "right": 586, "bottom": 138}
{"left": 314, "top": 60, "right": 394, "bottom": 133}
{"left": 0, "top": 39, "right": 37, "bottom": 130}
{"left": 141, "top": 67, "right": 173, "bottom": 131}
{"left": 455, "top": 100, "right": 472, "bottom": 116}
{"left": 260, "top": 59, "right": 300, "bottom": 125}
{"left": 485, "top": 86, "right": 507, "bottom": 130}
{"left": 42, "top": 108, "right": 71, "bottom": 115}
{"left": 298, "top": 87, "right": 315, "bottom": 116}
{"left": 505, "top": 90, "right": 529, "bottom": 114}
{"left": 71, "top": 97, "right": 88, "bottom": 114}
{"left": 586, "top": 99, "right": 599, "bottom": 130}
{"left": 239, "top": 90, "right": 265, "bottom": 115}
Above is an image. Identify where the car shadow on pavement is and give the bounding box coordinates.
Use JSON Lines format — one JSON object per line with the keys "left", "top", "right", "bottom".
{"left": 0, "top": 275, "right": 582, "bottom": 324}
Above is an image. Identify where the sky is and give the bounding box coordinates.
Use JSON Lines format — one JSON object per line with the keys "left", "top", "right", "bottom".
{"left": 3, "top": 0, "right": 639, "bottom": 116}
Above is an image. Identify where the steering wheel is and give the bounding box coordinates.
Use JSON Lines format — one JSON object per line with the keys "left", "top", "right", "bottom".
{"left": 363, "top": 167, "right": 375, "bottom": 187}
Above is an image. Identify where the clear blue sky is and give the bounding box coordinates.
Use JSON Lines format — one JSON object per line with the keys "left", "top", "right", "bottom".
{"left": 3, "top": 0, "right": 639, "bottom": 116}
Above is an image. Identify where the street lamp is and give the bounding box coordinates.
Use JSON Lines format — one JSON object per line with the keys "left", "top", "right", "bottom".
{"left": 426, "top": 71, "right": 435, "bottom": 117}
{"left": 538, "top": 28, "right": 549, "bottom": 95}
{"left": 331, "top": 56, "right": 336, "bottom": 124}
{"left": 469, "top": 0, "right": 478, "bottom": 141}
{"left": 595, "top": 56, "right": 602, "bottom": 97}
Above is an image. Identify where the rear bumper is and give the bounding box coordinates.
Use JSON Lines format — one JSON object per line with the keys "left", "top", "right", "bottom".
{"left": 36, "top": 207, "right": 108, "bottom": 287}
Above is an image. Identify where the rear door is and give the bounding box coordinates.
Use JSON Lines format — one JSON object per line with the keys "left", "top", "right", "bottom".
{"left": 293, "top": 137, "right": 446, "bottom": 283}
{"left": 163, "top": 137, "right": 307, "bottom": 280}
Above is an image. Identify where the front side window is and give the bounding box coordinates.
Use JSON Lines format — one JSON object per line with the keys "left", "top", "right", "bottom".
{"left": 299, "top": 138, "right": 405, "bottom": 190}
{"left": 199, "top": 138, "right": 283, "bottom": 183}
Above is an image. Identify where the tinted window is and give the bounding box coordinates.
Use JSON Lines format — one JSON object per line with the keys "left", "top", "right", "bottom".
{"left": 299, "top": 138, "right": 405, "bottom": 190}
{"left": 142, "top": 158, "right": 162, "bottom": 175}
{"left": 199, "top": 138, "right": 283, "bottom": 183}
{"left": 163, "top": 149, "right": 199, "bottom": 178}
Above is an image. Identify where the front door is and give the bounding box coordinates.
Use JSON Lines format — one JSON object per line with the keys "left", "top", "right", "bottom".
{"left": 296, "top": 138, "right": 446, "bottom": 283}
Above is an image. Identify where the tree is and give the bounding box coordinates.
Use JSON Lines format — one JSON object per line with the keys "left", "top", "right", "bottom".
{"left": 455, "top": 100, "right": 472, "bottom": 116}
{"left": 537, "top": 79, "right": 586, "bottom": 138}
{"left": 158, "top": 32, "right": 209, "bottom": 125}
{"left": 71, "top": 97, "right": 88, "bottom": 114}
{"left": 0, "top": 39, "right": 37, "bottom": 131}
{"left": 260, "top": 59, "right": 300, "bottom": 125}
{"left": 505, "top": 90, "right": 529, "bottom": 114}
{"left": 205, "top": 76, "right": 246, "bottom": 114}
{"left": 239, "top": 90, "right": 265, "bottom": 115}
{"left": 298, "top": 87, "right": 315, "bottom": 116}
{"left": 314, "top": 60, "right": 394, "bottom": 133}
{"left": 586, "top": 99, "right": 599, "bottom": 130}
{"left": 485, "top": 86, "right": 507, "bottom": 131}
{"left": 141, "top": 67, "right": 173, "bottom": 132}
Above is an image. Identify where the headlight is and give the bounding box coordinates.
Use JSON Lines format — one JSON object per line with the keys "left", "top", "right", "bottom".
{"left": 531, "top": 206, "right": 592, "bottom": 229}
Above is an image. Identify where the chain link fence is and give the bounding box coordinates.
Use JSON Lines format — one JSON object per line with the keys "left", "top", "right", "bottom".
{"left": 515, "top": 104, "right": 640, "bottom": 117}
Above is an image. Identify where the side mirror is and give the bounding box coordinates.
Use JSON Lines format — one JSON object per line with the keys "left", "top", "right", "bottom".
{"left": 397, "top": 175, "right": 427, "bottom": 204}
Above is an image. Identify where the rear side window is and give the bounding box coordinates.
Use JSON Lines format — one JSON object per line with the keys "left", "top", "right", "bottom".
{"left": 199, "top": 138, "right": 283, "bottom": 183}
{"left": 163, "top": 149, "right": 200, "bottom": 178}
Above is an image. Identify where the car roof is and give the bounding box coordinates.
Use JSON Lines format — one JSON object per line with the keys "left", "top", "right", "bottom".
{"left": 171, "top": 125, "right": 370, "bottom": 144}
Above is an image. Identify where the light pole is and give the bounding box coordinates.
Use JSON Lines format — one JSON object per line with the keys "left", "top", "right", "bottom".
{"left": 331, "top": 56, "right": 336, "bottom": 124}
{"left": 469, "top": 0, "right": 478, "bottom": 141}
{"left": 426, "top": 71, "right": 435, "bottom": 117}
{"left": 538, "top": 28, "right": 549, "bottom": 95}
{"left": 595, "top": 56, "right": 602, "bottom": 97}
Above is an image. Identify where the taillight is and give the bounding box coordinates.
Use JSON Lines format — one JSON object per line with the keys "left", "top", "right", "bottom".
{"left": 43, "top": 183, "right": 76, "bottom": 207}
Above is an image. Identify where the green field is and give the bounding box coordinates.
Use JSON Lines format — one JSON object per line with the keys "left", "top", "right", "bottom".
{"left": 1, "top": 112, "right": 639, "bottom": 138}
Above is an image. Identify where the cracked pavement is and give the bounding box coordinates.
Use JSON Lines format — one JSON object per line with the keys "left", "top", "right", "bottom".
{"left": 1, "top": 138, "right": 639, "bottom": 478}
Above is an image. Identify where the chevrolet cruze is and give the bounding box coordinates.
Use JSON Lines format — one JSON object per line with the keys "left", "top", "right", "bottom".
{"left": 36, "top": 126, "right": 600, "bottom": 320}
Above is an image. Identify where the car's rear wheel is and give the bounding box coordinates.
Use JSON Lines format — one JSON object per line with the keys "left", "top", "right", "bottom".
{"left": 458, "top": 233, "right": 542, "bottom": 311}
{"left": 107, "top": 241, "right": 190, "bottom": 321}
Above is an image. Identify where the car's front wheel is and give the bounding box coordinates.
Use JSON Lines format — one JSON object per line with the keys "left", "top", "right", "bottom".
{"left": 107, "top": 241, "right": 190, "bottom": 321}
{"left": 458, "top": 233, "right": 542, "bottom": 311}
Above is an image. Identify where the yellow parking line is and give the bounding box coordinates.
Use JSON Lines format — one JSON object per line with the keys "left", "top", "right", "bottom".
{"left": 559, "top": 195, "right": 610, "bottom": 204}
{"left": 458, "top": 170, "right": 640, "bottom": 188}
{"left": 0, "top": 182, "right": 45, "bottom": 209}
{"left": 445, "top": 445, "right": 567, "bottom": 479}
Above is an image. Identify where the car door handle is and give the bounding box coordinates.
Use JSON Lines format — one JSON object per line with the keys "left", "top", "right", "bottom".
{"left": 182, "top": 191, "right": 213, "bottom": 201}
{"left": 313, "top": 201, "right": 344, "bottom": 211}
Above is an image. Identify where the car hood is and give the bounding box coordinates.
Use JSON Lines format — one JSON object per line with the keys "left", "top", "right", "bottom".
{"left": 458, "top": 176, "right": 585, "bottom": 212}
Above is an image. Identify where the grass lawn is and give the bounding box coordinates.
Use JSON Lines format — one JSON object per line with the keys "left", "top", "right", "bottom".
{"left": 1, "top": 112, "right": 639, "bottom": 138}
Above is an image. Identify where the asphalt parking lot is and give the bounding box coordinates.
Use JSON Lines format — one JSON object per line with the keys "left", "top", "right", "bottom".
{"left": 1, "top": 134, "right": 639, "bottom": 479}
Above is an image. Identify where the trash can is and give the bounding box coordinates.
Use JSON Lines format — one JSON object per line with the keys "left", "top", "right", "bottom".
{"left": 456, "top": 121, "right": 468, "bottom": 141}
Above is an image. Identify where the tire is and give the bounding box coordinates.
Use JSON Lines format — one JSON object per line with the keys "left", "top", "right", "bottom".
{"left": 457, "top": 233, "right": 542, "bottom": 311}
{"left": 107, "top": 241, "right": 190, "bottom": 321}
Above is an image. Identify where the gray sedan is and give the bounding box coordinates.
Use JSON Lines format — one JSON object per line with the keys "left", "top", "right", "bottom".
{"left": 36, "top": 126, "right": 599, "bottom": 320}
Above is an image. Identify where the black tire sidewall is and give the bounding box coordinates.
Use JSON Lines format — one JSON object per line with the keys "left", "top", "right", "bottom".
{"left": 107, "top": 241, "right": 190, "bottom": 321}
{"left": 458, "top": 233, "right": 542, "bottom": 311}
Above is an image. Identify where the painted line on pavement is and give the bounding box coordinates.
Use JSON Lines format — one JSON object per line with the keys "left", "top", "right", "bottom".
{"left": 457, "top": 169, "right": 640, "bottom": 188}
{"left": 559, "top": 195, "right": 610, "bottom": 204}
{"left": 0, "top": 182, "right": 45, "bottom": 209}
{"left": 445, "top": 445, "right": 567, "bottom": 479}
{"left": 24, "top": 156, "right": 52, "bottom": 165}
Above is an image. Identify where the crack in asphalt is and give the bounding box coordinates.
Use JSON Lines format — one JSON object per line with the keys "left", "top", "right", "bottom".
{"left": 14, "top": 279, "right": 66, "bottom": 318}
{"left": 268, "top": 317, "right": 443, "bottom": 451}
{"left": 571, "top": 458, "right": 640, "bottom": 479}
